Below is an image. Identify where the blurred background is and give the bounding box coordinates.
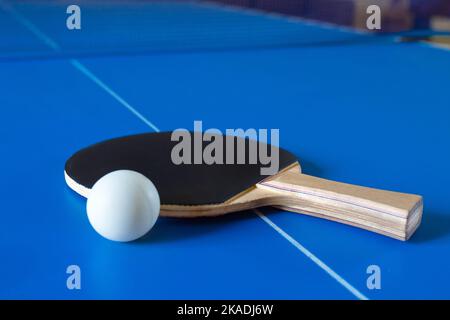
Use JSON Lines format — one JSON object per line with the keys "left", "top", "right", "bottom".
{"left": 209, "top": 0, "right": 450, "bottom": 32}
{"left": 1, "top": 0, "right": 450, "bottom": 61}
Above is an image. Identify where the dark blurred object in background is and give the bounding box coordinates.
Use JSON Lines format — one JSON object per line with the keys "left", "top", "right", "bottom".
{"left": 207, "top": 0, "right": 450, "bottom": 33}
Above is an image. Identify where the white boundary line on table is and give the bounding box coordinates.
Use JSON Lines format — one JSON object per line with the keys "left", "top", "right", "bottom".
{"left": 0, "top": 0, "right": 368, "bottom": 300}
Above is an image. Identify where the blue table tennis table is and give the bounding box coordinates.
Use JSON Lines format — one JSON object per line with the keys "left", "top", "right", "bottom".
{"left": 1, "top": 0, "right": 450, "bottom": 300}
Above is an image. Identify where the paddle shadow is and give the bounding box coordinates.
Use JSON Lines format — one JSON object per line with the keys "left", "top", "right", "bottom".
{"left": 409, "top": 211, "right": 450, "bottom": 243}
{"left": 137, "top": 211, "right": 261, "bottom": 244}
{"left": 296, "top": 156, "right": 323, "bottom": 177}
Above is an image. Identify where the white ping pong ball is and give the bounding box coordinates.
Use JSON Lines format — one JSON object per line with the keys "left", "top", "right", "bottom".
{"left": 86, "top": 170, "right": 160, "bottom": 242}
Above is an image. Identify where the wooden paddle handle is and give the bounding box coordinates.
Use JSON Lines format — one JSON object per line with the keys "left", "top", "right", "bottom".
{"left": 259, "top": 169, "right": 423, "bottom": 240}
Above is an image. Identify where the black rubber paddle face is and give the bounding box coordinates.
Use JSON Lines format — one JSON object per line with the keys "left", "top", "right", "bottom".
{"left": 65, "top": 132, "right": 298, "bottom": 205}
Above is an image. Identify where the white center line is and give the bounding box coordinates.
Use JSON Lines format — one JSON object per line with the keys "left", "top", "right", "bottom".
{"left": 1, "top": 1, "right": 369, "bottom": 300}
{"left": 0, "top": 1, "right": 61, "bottom": 51}
{"left": 69, "top": 59, "right": 160, "bottom": 132}
{"left": 255, "top": 209, "right": 368, "bottom": 300}
{"left": 0, "top": 0, "right": 160, "bottom": 133}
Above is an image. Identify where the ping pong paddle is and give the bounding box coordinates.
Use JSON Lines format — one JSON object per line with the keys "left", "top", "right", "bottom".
{"left": 65, "top": 132, "right": 423, "bottom": 241}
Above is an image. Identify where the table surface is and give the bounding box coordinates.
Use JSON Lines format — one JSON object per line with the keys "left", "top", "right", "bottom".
{"left": 1, "top": 0, "right": 450, "bottom": 299}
